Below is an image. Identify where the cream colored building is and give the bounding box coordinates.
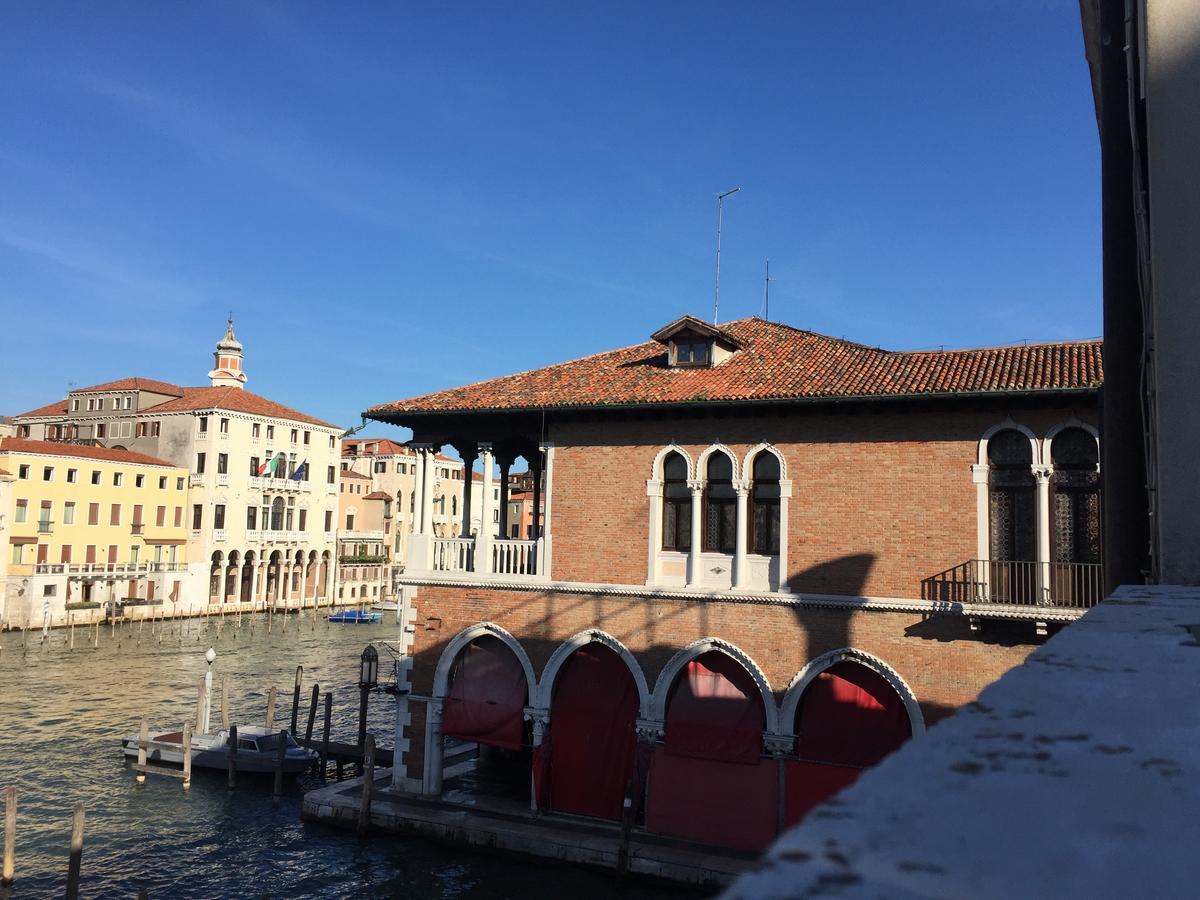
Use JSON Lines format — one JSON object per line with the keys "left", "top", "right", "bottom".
{"left": 12, "top": 321, "right": 344, "bottom": 612}
{"left": 336, "top": 470, "right": 392, "bottom": 603}
{"left": 0, "top": 438, "right": 189, "bottom": 627}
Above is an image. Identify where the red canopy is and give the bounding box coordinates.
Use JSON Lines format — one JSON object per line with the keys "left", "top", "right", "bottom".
{"left": 796, "top": 661, "right": 912, "bottom": 768}
{"left": 547, "top": 644, "right": 639, "bottom": 821}
{"left": 664, "top": 651, "right": 765, "bottom": 764}
{"left": 442, "top": 637, "right": 528, "bottom": 751}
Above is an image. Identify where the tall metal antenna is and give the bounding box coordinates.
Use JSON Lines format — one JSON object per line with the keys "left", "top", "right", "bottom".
{"left": 762, "top": 259, "right": 775, "bottom": 320}
{"left": 712, "top": 187, "right": 740, "bottom": 323}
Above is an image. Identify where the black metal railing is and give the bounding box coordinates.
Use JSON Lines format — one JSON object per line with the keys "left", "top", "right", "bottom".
{"left": 922, "top": 559, "right": 1104, "bottom": 610}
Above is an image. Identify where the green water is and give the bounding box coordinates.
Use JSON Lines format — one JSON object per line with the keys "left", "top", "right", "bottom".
{"left": 0, "top": 613, "right": 695, "bottom": 898}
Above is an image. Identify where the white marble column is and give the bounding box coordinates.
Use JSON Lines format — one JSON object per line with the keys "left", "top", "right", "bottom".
{"left": 412, "top": 447, "right": 428, "bottom": 536}
{"left": 645, "top": 478, "right": 663, "bottom": 585}
{"left": 777, "top": 478, "right": 793, "bottom": 593}
{"left": 686, "top": 479, "right": 704, "bottom": 588}
{"left": 733, "top": 479, "right": 750, "bottom": 589}
{"left": 971, "top": 464, "right": 991, "bottom": 601}
{"left": 220, "top": 559, "right": 232, "bottom": 605}
{"left": 476, "top": 444, "right": 495, "bottom": 573}
{"left": 538, "top": 444, "right": 555, "bottom": 578}
{"left": 1034, "top": 466, "right": 1053, "bottom": 604}
{"left": 421, "top": 448, "right": 436, "bottom": 536}
{"left": 250, "top": 563, "right": 260, "bottom": 607}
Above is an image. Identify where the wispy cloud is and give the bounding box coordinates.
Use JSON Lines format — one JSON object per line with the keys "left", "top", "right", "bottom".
{"left": 0, "top": 216, "right": 206, "bottom": 310}
{"left": 77, "top": 74, "right": 399, "bottom": 223}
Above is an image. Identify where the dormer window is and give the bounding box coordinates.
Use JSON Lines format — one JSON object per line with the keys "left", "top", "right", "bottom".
{"left": 673, "top": 339, "right": 711, "bottom": 367}
{"left": 652, "top": 314, "right": 743, "bottom": 369}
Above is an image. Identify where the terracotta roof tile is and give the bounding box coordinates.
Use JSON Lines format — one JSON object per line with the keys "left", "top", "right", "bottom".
{"left": 343, "top": 438, "right": 411, "bottom": 456}
{"left": 368, "top": 318, "right": 1103, "bottom": 416}
{"left": 340, "top": 469, "right": 371, "bottom": 480}
{"left": 71, "top": 377, "right": 184, "bottom": 396}
{"left": 363, "top": 491, "right": 391, "bottom": 500}
{"left": 0, "top": 438, "right": 179, "bottom": 468}
{"left": 15, "top": 399, "right": 69, "bottom": 419}
{"left": 150, "top": 387, "right": 339, "bottom": 429}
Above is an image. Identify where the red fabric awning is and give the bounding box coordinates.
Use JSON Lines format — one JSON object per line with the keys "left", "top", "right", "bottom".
{"left": 664, "top": 651, "right": 765, "bottom": 764}
{"left": 442, "top": 636, "right": 528, "bottom": 751}
{"left": 547, "top": 644, "right": 638, "bottom": 821}
{"left": 796, "top": 662, "right": 912, "bottom": 768}
{"left": 783, "top": 760, "right": 861, "bottom": 827}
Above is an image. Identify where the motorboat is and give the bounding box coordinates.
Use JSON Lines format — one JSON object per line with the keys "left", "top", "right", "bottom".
{"left": 328, "top": 610, "right": 383, "bottom": 623}
{"left": 120, "top": 725, "right": 318, "bottom": 774}
{"left": 371, "top": 601, "right": 399, "bottom": 612}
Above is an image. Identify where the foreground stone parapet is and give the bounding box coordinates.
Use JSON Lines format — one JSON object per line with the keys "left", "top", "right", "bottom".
{"left": 726, "top": 585, "right": 1200, "bottom": 899}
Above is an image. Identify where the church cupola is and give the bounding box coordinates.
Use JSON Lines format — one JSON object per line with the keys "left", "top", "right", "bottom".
{"left": 208, "top": 317, "right": 247, "bottom": 388}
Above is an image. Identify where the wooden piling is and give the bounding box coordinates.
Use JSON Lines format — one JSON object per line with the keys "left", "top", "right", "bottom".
{"left": 358, "top": 734, "right": 375, "bottom": 835}
{"left": 220, "top": 674, "right": 230, "bottom": 731}
{"left": 265, "top": 685, "right": 277, "bottom": 730}
{"left": 227, "top": 725, "right": 238, "bottom": 790}
{"left": 273, "top": 729, "right": 287, "bottom": 800}
{"left": 182, "top": 724, "right": 192, "bottom": 789}
{"left": 290, "top": 666, "right": 303, "bottom": 734}
{"left": 136, "top": 718, "right": 149, "bottom": 784}
{"left": 304, "top": 684, "right": 319, "bottom": 743}
{"left": 3, "top": 785, "right": 15, "bottom": 888}
{"left": 64, "top": 802, "right": 84, "bottom": 900}
{"left": 69, "top": 617, "right": 75, "bottom": 651}
{"left": 320, "top": 692, "right": 332, "bottom": 779}
{"left": 195, "top": 676, "right": 206, "bottom": 733}
{"left": 357, "top": 687, "right": 370, "bottom": 775}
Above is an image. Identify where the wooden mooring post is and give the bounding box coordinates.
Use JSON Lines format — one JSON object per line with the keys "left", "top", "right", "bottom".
{"left": 265, "top": 685, "right": 277, "bottom": 730}
{"left": 321, "top": 692, "right": 332, "bottom": 779}
{"left": 221, "top": 674, "right": 230, "bottom": 731}
{"left": 358, "top": 734, "right": 376, "bottom": 835}
{"left": 273, "top": 729, "right": 287, "bottom": 800}
{"left": 195, "top": 675, "right": 206, "bottom": 733}
{"left": 304, "top": 683, "right": 320, "bottom": 744}
{"left": 64, "top": 802, "right": 84, "bottom": 900}
{"left": 136, "top": 718, "right": 149, "bottom": 784}
{"left": 182, "top": 724, "right": 192, "bottom": 790}
{"left": 3, "top": 785, "right": 15, "bottom": 888}
{"left": 290, "top": 666, "right": 303, "bottom": 734}
{"left": 227, "top": 725, "right": 238, "bottom": 790}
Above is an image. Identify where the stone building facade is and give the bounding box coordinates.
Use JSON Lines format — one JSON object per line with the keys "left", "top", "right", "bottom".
{"left": 364, "top": 314, "right": 1104, "bottom": 853}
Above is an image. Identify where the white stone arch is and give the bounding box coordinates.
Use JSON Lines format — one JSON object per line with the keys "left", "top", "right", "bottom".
{"left": 696, "top": 442, "right": 740, "bottom": 481}
{"left": 649, "top": 443, "right": 694, "bottom": 481}
{"left": 1045, "top": 419, "right": 1100, "bottom": 468}
{"left": 780, "top": 647, "right": 925, "bottom": 738}
{"left": 742, "top": 442, "right": 788, "bottom": 481}
{"left": 431, "top": 621, "right": 538, "bottom": 700}
{"left": 648, "top": 637, "right": 780, "bottom": 733}
{"left": 534, "top": 629, "right": 651, "bottom": 717}
{"left": 978, "top": 419, "right": 1041, "bottom": 467}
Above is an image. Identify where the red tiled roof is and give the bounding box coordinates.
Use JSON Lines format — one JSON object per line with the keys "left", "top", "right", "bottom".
{"left": 0, "top": 438, "right": 178, "bottom": 468}
{"left": 340, "top": 469, "right": 371, "bottom": 480}
{"left": 15, "top": 399, "right": 68, "bottom": 419}
{"left": 71, "top": 377, "right": 184, "bottom": 396}
{"left": 363, "top": 491, "right": 391, "bottom": 501}
{"left": 368, "top": 318, "right": 1103, "bottom": 416}
{"left": 149, "top": 387, "right": 339, "bottom": 429}
{"left": 343, "top": 438, "right": 411, "bottom": 456}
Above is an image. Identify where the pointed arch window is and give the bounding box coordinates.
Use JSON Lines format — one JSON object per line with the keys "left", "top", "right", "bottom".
{"left": 270, "top": 496, "right": 285, "bottom": 531}
{"left": 704, "top": 454, "right": 736, "bottom": 553}
{"left": 1051, "top": 429, "right": 1101, "bottom": 565}
{"left": 987, "top": 430, "right": 1035, "bottom": 561}
{"left": 662, "top": 452, "right": 691, "bottom": 551}
{"left": 750, "top": 452, "right": 781, "bottom": 555}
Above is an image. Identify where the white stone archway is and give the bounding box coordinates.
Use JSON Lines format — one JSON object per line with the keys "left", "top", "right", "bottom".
{"left": 649, "top": 443, "right": 695, "bottom": 481}
{"left": 648, "top": 637, "right": 780, "bottom": 734}
{"left": 779, "top": 647, "right": 925, "bottom": 738}
{"left": 696, "top": 442, "right": 741, "bottom": 480}
{"left": 978, "top": 419, "right": 1041, "bottom": 466}
{"left": 533, "top": 629, "right": 651, "bottom": 717}
{"left": 1045, "top": 419, "right": 1101, "bottom": 466}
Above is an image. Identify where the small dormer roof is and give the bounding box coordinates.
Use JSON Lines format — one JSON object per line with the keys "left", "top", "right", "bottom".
{"left": 650, "top": 315, "right": 744, "bottom": 348}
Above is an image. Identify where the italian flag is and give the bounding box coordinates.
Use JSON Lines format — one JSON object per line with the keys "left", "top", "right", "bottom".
{"left": 257, "top": 454, "right": 281, "bottom": 476}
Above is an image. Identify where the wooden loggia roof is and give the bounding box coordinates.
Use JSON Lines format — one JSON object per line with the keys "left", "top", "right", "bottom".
{"left": 367, "top": 317, "right": 1103, "bottom": 418}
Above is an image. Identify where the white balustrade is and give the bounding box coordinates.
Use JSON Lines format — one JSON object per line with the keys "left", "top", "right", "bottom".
{"left": 432, "top": 538, "right": 474, "bottom": 572}
{"left": 491, "top": 539, "right": 537, "bottom": 576}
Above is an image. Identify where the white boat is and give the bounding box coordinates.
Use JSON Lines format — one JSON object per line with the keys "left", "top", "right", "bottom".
{"left": 371, "top": 601, "right": 399, "bottom": 612}
{"left": 121, "top": 725, "right": 318, "bottom": 774}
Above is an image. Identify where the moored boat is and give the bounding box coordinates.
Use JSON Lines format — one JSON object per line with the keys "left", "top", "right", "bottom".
{"left": 120, "top": 725, "right": 317, "bottom": 774}
{"left": 328, "top": 610, "right": 383, "bottom": 623}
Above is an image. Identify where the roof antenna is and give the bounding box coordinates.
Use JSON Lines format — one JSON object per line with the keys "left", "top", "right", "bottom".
{"left": 761, "top": 259, "right": 774, "bottom": 320}
{"left": 712, "top": 187, "right": 740, "bottom": 324}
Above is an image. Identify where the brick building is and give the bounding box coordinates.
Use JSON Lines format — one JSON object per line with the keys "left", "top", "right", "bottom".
{"left": 364, "top": 315, "right": 1103, "bottom": 853}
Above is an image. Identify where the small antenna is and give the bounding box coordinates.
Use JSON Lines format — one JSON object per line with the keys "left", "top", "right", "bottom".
{"left": 761, "top": 259, "right": 775, "bottom": 320}
{"left": 712, "top": 187, "right": 740, "bottom": 324}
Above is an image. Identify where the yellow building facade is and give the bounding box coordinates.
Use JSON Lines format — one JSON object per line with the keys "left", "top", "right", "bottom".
{"left": 0, "top": 438, "right": 189, "bottom": 627}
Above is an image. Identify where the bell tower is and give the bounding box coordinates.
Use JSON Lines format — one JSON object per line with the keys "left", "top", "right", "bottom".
{"left": 208, "top": 317, "right": 247, "bottom": 388}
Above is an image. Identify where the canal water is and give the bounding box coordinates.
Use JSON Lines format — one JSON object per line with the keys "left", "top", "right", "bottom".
{"left": 0, "top": 613, "right": 700, "bottom": 898}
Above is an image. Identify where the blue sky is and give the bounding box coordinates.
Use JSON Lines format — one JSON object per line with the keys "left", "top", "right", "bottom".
{"left": 0, "top": 1, "right": 1099, "bottom": 436}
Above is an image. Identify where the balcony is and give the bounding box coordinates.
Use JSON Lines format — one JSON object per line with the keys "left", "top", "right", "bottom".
{"left": 214, "top": 529, "right": 227, "bottom": 543}
{"left": 340, "top": 554, "right": 388, "bottom": 565}
{"left": 922, "top": 559, "right": 1104, "bottom": 612}
{"left": 34, "top": 563, "right": 65, "bottom": 574}
{"left": 130, "top": 523, "right": 145, "bottom": 535}
{"left": 338, "top": 529, "right": 385, "bottom": 542}
{"left": 189, "top": 473, "right": 204, "bottom": 488}
{"left": 431, "top": 538, "right": 474, "bottom": 573}
{"left": 491, "top": 539, "right": 537, "bottom": 576}
{"left": 37, "top": 520, "right": 54, "bottom": 534}
{"left": 249, "top": 475, "right": 312, "bottom": 493}
{"left": 216, "top": 473, "right": 230, "bottom": 487}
